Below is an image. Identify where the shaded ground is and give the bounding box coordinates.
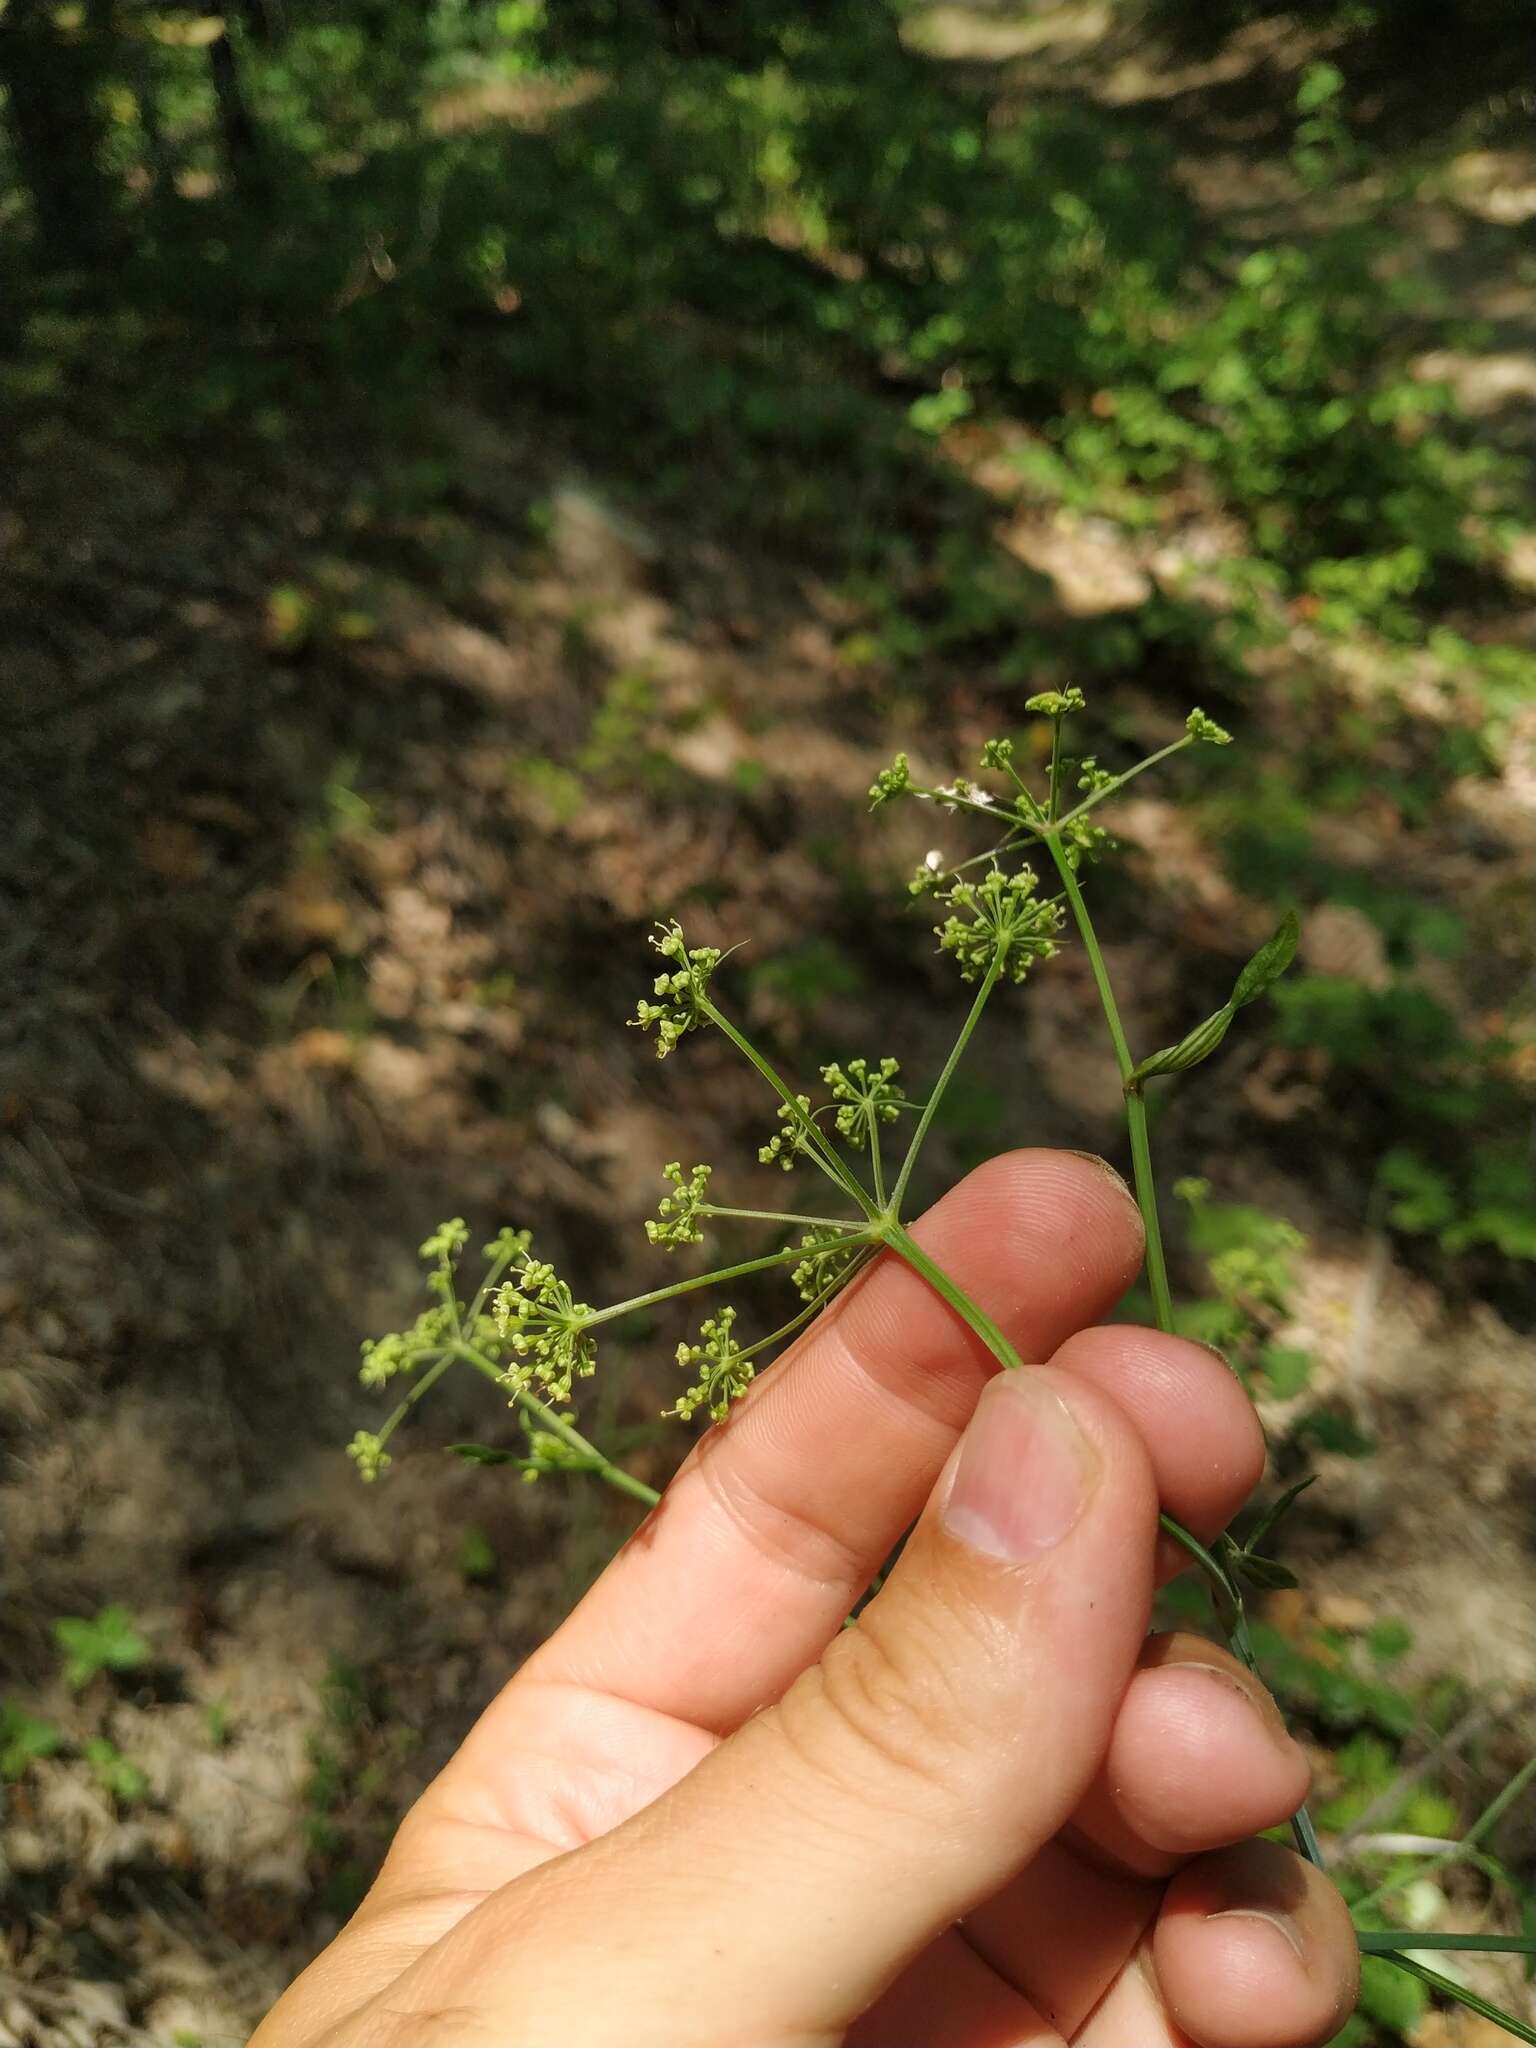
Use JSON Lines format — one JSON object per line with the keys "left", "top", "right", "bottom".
{"left": 3, "top": 4, "right": 1536, "bottom": 2042}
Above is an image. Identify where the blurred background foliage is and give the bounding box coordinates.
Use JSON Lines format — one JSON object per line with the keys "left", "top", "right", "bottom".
{"left": 3, "top": 1, "right": 1535, "bottom": 2042}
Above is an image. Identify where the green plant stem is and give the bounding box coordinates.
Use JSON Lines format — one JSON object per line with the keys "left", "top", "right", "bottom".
{"left": 450, "top": 1342, "right": 660, "bottom": 1507}
{"left": 884, "top": 1223, "right": 1023, "bottom": 1369}
{"left": 703, "top": 998, "right": 876, "bottom": 1211}
{"left": 1043, "top": 834, "right": 1174, "bottom": 1331}
{"left": 890, "top": 956, "right": 1003, "bottom": 1214}
{"left": 1354, "top": 1752, "right": 1536, "bottom": 1917}
{"left": 463, "top": 1242, "right": 524, "bottom": 1333}
{"left": 1124, "top": 1090, "right": 1176, "bottom": 1332}
{"left": 587, "top": 1242, "right": 868, "bottom": 1329}
{"left": 869, "top": 1112, "right": 887, "bottom": 1209}
{"left": 1047, "top": 735, "right": 1193, "bottom": 841}
{"left": 736, "top": 1260, "right": 871, "bottom": 1366}
{"left": 1370, "top": 1952, "right": 1536, "bottom": 2045}
{"left": 375, "top": 1350, "right": 457, "bottom": 1453}
{"left": 699, "top": 1205, "right": 863, "bottom": 1231}
{"left": 1358, "top": 1933, "right": 1536, "bottom": 1957}
{"left": 1044, "top": 828, "right": 1322, "bottom": 1867}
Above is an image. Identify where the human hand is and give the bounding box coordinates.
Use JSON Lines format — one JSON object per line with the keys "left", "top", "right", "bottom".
{"left": 253, "top": 1151, "right": 1358, "bottom": 2048}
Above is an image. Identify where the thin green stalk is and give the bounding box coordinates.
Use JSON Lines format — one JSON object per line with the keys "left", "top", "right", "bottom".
{"left": 1370, "top": 1953, "right": 1536, "bottom": 2045}
{"left": 586, "top": 1241, "right": 869, "bottom": 1329}
{"left": 1124, "top": 1089, "right": 1176, "bottom": 1333}
{"left": 1354, "top": 1752, "right": 1536, "bottom": 1918}
{"left": 463, "top": 1241, "right": 525, "bottom": 1336}
{"left": 869, "top": 1108, "right": 887, "bottom": 1210}
{"left": 1044, "top": 828, "right": 1321, "bottom": 1865}
{"left": 699, "top": 1205, "right": 863, "bottom": 1232}
{"left": 1044, "top": 835, "right": 1174, "bottom": 1332}
{"left": 736, "top": 1259, "right": 873, "bottom": 1366}
{"left": 912, "top": 786, "right": 1015, "bottom": 829}
{"left": 884, "top": 1222, "right": 1024, "bottom": 1370}
{"left": 374, "top": 1349, "right": 457, "bottom": 1455}
{"left": 1358, "top": 1933, "right": 1536, "bottom": 1957}
{"left": 703, "top": 998, "right": 876, "bottom": 1212}
{"left": 1019, "top": 735, "right": 1195, "bottom": 848}
{"left": 890, "top": 956, "right": 1003, "bottom": 1214}
{"left": 451, "top": 1342, "right": 660, "bottom": 1507}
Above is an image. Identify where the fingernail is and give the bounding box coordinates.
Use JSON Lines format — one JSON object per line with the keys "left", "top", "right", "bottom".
{"left": 1164, "top": 1661, "right": 1309, "bottom": 1768}
{"left": 1206, "top": 1905, "right": 1305, "bottom": 1961}
{"left": 943, "top": 1373, "right": 1098, "bottom": 1562}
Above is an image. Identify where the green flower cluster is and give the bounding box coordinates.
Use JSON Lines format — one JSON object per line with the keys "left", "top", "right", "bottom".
{"left": 346, "top": 1430, "right": 392, "bottom": 1482}
{"left": 1186, "top": 707, "right": 1234, "bottom": 745}
{"left": 647, "top": 1161, "right": 713, "bottom": 1247}
{"left": 493, "top": 1251, "right": 597, "bottom": 1403}
{"left": 358, "top": 1308, "right": 454, "bottom": 1388}
{"left": 759, "top": 1094, "right": 818, "bottom": 1171}
{"left": 632, "top": 922, "right": 723, "bottom": 1057}
{"left": 670, "top": 1307, "right": 753, "bottom": 1422}
{"left": 1024, "top": 686, "right": 1086, "bottom": 718}
{"left": 791, "top": 1229, "right": 868, "bottom": 1305}
{"left": 822, "top": 1056, "right": 904, "bottom": 1145}
{"left": 868, "top": 752, "right": 912, "bottom": 808}
{"left": 935, "top": 866, "right": 1063, "bottom": 984}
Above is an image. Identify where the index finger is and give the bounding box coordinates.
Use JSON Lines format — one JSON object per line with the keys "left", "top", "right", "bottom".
{"left": 519, "top": 1148, "right": 1145, "bottom": 1729}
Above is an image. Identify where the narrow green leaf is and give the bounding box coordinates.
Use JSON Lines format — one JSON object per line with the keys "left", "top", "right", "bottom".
{"left": 1232, "top": 910, "right": 1301, "bottom": 1009}
{"left": 1129, "top": 911, "right": 1301, "bottom": 1088}
{"left": 1237, "top": 1553, "right": 1300, "bottom": 1592}
{"left": 444, "top": 1442, "right": 519, "bottom": 1466}
{"left": 1128, "top": 1003, "right": 1236, "bottom": 1085}
{"left": 1371, "top": 1951, "right": 1536, "bottom": 2046}
{"left": 1244, "top": 1474, "right": 1317, "bottom": 1555}
{"left": 1357, "top": 1934, "right": 1536, "bottom": 1957}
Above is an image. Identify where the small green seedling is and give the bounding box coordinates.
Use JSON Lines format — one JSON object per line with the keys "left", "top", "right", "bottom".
{"left": 0, "top": 1702, "right": 63, "bottom": 1781}
{"left": 51, "top": 1604, "right": 151, "bottom": 1692}
{"left": 346, "top": 692, "right": 1536, "bottom": 2041}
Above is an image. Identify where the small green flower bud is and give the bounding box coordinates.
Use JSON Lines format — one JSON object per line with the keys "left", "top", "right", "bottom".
{"left": 1186, "top": 707, "right": 1233, "bottom": 745}
{"left": 868, "top": 753, "right": 912, "bottom": 808}
{"left": 1024, "top": 686, "right": 1086, "bottom": 718}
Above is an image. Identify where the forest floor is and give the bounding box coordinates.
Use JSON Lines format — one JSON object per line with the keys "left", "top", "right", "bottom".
{"left": 4, "top": 6, "right": 1536, "bottom": 2044}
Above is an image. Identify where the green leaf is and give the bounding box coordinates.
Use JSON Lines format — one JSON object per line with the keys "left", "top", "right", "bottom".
{"left": 1367, "top": 1617, "right": 1413, "bottom": 1666}
{"left": 1237, "top": 1553, "right": 1300, "bottom": 1592}
{"left": 1129, "top": 913, "right": 1299, "bottom": 1086}
{"left": 1258, "top": 1345, "right": 1313, "bottom": 1399}
{"left": 1244, "top": 1473, "right": 1316, "bottom": 1554}
{"left": 445, "top": 1442, "right": 520, "bottom": 1466}
{"left": 1128, "top": 1002, "right": 1238, "bottom": 1085}
{"left": 1372, "top": 1953, "right": 1536, "bottom": 2046}
{"left": 456, "top": 1526, "right": 497, "bottom": 1582}
{"left": 1296, "top": 61, "right": 1345, "bottom": 114}
{"left": 1295, "top": 1408, "right": 1376, "bottom": 1458}
{"left": 52, "top": 1605, "right": 151, "bottom": 1691}
{"left": 1356, "top": 1954, "right": 1428, "bottom": 2035}
{"left": 0, "top": 1703, "right": 63, "bottom": 1781}
{"left": 83, "top": 1737, "right": 150, "bottom": 1805}
{"left": 1231, "top": 911, "right": 1301, "bottom": 1009}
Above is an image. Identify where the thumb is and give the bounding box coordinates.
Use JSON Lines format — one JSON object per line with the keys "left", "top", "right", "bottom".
{"left": 445, "top": 1367, "right": 1160, "bottom": 2046}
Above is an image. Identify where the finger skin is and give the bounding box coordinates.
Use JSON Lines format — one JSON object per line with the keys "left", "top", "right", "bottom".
{"left": 963, "top": 1838, "right": 1161, "bottom": 2040}
{"left": 522, "top": 1149, "right": 1147, "bottom": 1729}
{"left": 848, "top": 1929, "right": 1062, "bottom": 2048}
{"left": 951, "top": 1637, "right": 1311, "bottom": 2030}
{"left": 1154, "top": 1841, "right": 1360, "bottom": 2048}
{"left": 357, "top": 1369, "right": 1161, "bottom": 2048}
{"left": 1071, "top": 1946, "right": 1189, "bottom": 2047}
{"left": 1047, "top": 1325, "right": 1266, "bottom": 1579}
{"left": 1069, "top": 1633, "right": 1313, "bottom": 1878}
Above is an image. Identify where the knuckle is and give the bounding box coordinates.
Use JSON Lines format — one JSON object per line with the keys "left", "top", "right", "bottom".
{"left": 771, "top": 1602, "right": 980, "bottom": 1812}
